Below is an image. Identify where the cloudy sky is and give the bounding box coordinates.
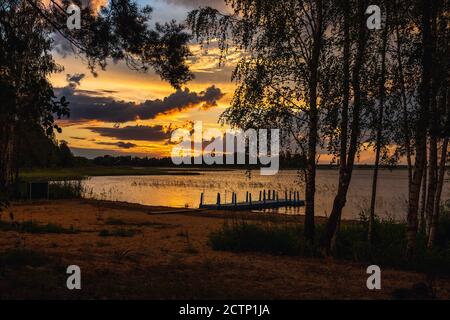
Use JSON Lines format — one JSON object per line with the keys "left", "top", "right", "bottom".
{"left": 50, "top": 0, "right": 237, "bottom": 158}
{"left": 51, "top": 0, "right": 379, "bottom": 163}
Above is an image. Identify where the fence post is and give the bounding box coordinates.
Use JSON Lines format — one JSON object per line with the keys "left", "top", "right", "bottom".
{"left": 200, "top": 192, "right": 204, "bottom": 207}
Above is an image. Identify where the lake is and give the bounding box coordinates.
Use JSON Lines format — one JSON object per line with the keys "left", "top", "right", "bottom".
{"left": 82, "top": 169, "right": 449, "bottom": 221}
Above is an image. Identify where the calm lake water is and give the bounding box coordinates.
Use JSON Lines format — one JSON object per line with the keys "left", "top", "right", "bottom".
{"left": 82, "top": 169, "right": 449, "bottom": 221}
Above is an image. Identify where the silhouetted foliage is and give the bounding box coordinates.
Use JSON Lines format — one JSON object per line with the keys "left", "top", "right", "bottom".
{"left": 188, "top": 0, "right": 450, "bottom": 256}
{"left": 188, "top": 0, "right": 334, "bottom": 241}
{"left": 0, "top": 0, "right": 193, "bottom": 208}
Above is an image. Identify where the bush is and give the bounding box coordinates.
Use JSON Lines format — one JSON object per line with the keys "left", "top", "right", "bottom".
{"left": 49, "top": 180, "right": 84, "bottom": 199}
{"left": 209, "top": 220, "right": 320, "bottom": 257}
{"left": 104, "top": 218, "right": 127, "bottom": 226}
{"left": 436, "top": 208, "right": 450, "bottom": 248}
{"left": 209, "top": 218, "right": 450, "bottom": 276}
{"left": 98, "top": 228, "right": 136, "bottom": 237}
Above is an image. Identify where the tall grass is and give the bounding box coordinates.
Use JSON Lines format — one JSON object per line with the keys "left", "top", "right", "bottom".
{"left": 209, "top": 209, "right": 450, "bottom": 275}
{"left": 210, "top": 221, "right": 316, "bottom": 256}
{"left": 49, "top": 180, "right": 84, "bottom": 199}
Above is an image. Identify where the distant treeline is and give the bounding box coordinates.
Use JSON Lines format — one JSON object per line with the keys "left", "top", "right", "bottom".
{"left": 89, "top": 154, "right": 409, "bottom": 170}
{"left": 19, "top": 131, "right": 412, "bottom": 170}
{"left": 16, "top": 126, "right": 78, "bottom": 169}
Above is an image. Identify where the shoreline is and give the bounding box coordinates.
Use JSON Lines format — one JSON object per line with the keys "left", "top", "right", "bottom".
{"left": 1, "top": 199, "right": 449, "bottom": 299}
{"left": 10, "top": 198, "right": 346, "bottom": 223}
{"left": 19, "top": 165, "right": 415, "bottom": 181}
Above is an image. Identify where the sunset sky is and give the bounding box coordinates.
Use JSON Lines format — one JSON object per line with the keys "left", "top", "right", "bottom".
{"left": 51, "top": 0, "right": 379, "bottom": 163}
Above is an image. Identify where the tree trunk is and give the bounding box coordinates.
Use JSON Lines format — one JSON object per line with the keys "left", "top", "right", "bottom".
{"left": 425, "top": 130, "right": 437, "bottom": 236}
{"left": 324, "top": 0, "right": 367, "bottom": 253}
{"left": 406, "top": 0, "right": 433, "bottom": 258}
{"left": 394, "top": 16, "right": 413, "bottom": 188}
{"left": 322, "top": 0, "right": 350, "bottom": 252}
{"left": 369, "top": 10, "right": 389, "bottom": 243}
{"left": 304, "top": 0, "right": 323, "bottom": 243}
{"left": 0, "top": 122, "right": 15, "bottom": 196}
{"left": 419, "top": 148, "right": 428, "bottom": 233}
{"left": 305, "top": 114, "right": 317, "bottom": 242}
{"left": 428, "top": 137, "right": 449, "bottom": 249}
{"left": 326, "top": 171, "right": 352, "bottom": 253}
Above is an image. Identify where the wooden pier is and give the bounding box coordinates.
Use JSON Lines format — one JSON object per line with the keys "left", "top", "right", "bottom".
{"left": 198, "top": 190, "right": 305, "bottom": 211}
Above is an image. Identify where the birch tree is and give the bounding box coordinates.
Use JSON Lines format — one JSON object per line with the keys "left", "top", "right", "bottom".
{"left": 187, "top": 0, "right": 331, "bottom": 242}
{"left": 323, "top": 0, "right": 373, "bottom": 252}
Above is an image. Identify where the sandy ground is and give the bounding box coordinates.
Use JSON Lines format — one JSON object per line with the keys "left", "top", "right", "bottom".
{"left": 0, "top": 199, "right": 449, "bottom": 299}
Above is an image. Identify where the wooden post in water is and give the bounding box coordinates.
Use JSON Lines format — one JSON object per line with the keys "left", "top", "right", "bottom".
{"left": 246, "top": 191, "right": 249, "bottom": 203}
{"left": 285, "top": 191, "right": 288, "bottom": 202}
{"left": 263, "top": 190, "right": 266, "bottom": 203}
{"left": 296, "top": 191, "right": 300, "bottom": 203}
{"left": 200, "top": 192, "right": 204, "bottom": 207}
{"left": 289, "top": 191, "right": 292, "bottom": 201}
{"left": 259, "top": 191, "right": 262, "bottom": 201}
{"left": 272, "top": 190, "right": 276, "bottom": 200}
{"left": 217, "top": 193, "right": 221, "bottom": 207}
{"left": 249, "top": 193, "right": 252, "bottom": 205}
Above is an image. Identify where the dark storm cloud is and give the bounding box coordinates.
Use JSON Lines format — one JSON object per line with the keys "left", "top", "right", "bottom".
{"left": 55, "top": 85, "right": 224, "bottom": 123}
{"left": 86, "top": 125, "right": 171, "bottom": 141}
{"left": 95, "top": 141, "right": 138, "bottom": 149}
{"left": 70, "top": 147, "right": 140, "bottom": 158}
{"left": 164, "top": 0, "right": 229, "bottom": 11}
{"left": 53, "top": 33, "right": 74, "bottom": 57}
{"left": 76, "top": 89, "right": 120, "bottom": 95}
{"left": 67, "top": 73, "right": 86, "bottom": 86}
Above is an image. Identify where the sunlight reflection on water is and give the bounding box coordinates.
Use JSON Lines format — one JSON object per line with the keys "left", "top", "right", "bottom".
{"left": 82, "top": 169, "right": 449, "bottom": 221}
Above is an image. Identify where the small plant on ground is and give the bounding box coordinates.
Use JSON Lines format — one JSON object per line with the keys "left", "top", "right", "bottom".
{"left": 105, "top": 217, "right": 173, "bottom": 228}
{"left": 0, "top": 249, "right": 52, "bottom": 268}
{"left": 98, "top": 228, "right": 136, "bottom": 237}
{"left": 0, "top": 220, "right": 78, "bottom": 234}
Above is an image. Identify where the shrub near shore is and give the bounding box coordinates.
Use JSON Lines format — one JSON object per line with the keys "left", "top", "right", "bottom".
{"left": 209, "top": 207, "right": 450, "bottom": 276}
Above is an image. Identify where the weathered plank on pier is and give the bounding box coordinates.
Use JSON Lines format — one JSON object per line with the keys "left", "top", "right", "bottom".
{"left": 199, "top": 197, "right": 305, "bottom": 211}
